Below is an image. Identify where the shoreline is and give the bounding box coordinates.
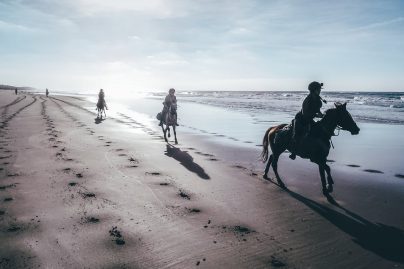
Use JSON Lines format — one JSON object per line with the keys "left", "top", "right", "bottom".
{"left": 1, "top": 90, "right": 403, "bottom": 268}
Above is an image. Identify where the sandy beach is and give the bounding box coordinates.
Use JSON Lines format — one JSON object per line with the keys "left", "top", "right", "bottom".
{"left": 1, "top": 90, "right": 404, "bottom": 269}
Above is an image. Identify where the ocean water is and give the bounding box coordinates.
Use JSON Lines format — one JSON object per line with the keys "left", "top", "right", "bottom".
{"left": 41, "top": 89, "right": 403, "bottom": 175}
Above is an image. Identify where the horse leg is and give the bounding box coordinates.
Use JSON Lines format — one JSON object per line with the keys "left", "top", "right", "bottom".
{"left": 167, "top": 126, "right": 171, "bottom": 138}
{"left": 173, "top": 126, "right": 178, "bottom": 144}
{"left": 103, "top": 108, "right": 106, "bottom": 118}
{"left": 272, "top": 154, "right": 285, "bottom": 188}
{"left": 263, "top": 154, "right": 273, "bottom": 179}
{"left": 324, "top": 164, "right": 334, "bottom": 193}
{"left": 318, "top": 162, "right": 328, "bottom": 195}
{"left": 162, "top": 125, "right": 168, "bottom": 142}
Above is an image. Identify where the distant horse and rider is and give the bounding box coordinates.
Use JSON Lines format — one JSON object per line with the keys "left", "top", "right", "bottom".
{"left": 261, "top": 82, "right": 360, "bottom": 195}
{"left": 96, "top": 89, "right": 108, "bottom": 119}
{"left": 157, "top": 88, "right": 179, "bottom": 144}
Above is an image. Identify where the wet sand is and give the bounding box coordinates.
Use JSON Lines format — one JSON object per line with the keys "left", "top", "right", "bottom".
{"left": 1, "top": 90, "right": 403, "bottom": 268}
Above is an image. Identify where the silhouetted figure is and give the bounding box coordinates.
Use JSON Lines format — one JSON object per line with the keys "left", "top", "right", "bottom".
{"left": 98, "top": 89, "right": 108, "bottom": 110}
{"left": 96, "top": 89, "right": 108, "bottom": 119}
{"left": 46, "top": 88, "right": 49, "bottom": 97}
{"left": 289, "top": 81, "right": 325, "bottom": 160}
{"left": 159, "top": 88, "right": 178, "bottom": 126}
{"left": 15, "top": 88, "right": 17, "bottom": 95}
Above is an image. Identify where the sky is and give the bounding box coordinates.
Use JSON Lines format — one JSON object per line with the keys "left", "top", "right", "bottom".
{"left": 0, "top": 0, "right": 404, "bottom": 92}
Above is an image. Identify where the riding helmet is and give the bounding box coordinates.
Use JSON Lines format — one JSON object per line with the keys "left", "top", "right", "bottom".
{"left": 308, "top": 81, "right": 323, "bottom": 92}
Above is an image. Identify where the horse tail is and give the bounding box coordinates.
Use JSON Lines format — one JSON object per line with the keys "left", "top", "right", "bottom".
{"left": 260, "top": 127, "right": 272, "bottom": 162}
{"left": 260, "top": 124, "right": 288, "bottom": 162}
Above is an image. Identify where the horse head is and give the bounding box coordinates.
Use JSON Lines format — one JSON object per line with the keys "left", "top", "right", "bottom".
{"left": 334, "top": 102, "right": 360, "bottom": 135}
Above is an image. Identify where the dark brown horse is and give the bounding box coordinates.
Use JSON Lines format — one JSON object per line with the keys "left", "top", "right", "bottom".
{"left": 261, "top": 103, "right": 360, "bottom": 195}
{"left": 160, "top": 104, "right": 178, "bottom": 144}
{"left": 96, "top": 99, "right": 107, "bottom": 119}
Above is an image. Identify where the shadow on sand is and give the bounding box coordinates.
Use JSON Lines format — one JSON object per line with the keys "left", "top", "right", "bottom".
{"left": 95, "top": 117, "right": 105, "bottom": 124}
{"left": 164, "top": 144, "right": 210, "bottom": 180}
{"left": 284, "top": 187, "right": 404, "bottom": 263}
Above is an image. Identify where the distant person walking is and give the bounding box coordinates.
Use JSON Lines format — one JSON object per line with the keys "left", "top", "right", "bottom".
{"left": 46, "top": 88, "right": 49, "bottom": 97}
{"left": 15, "top": 88, "right": 17, "bottom": 95}
{"left": 159, "top": 88, "right": 178, "bottom": 126}
{"left": 289, "top": 81, "right": 326, "bottom": 160}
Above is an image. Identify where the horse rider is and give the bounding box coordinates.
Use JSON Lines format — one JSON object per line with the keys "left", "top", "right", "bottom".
{"left": 289, "top": 81, "right": 325, "bottom": 160}
{"left": 159, "top": 88, "right": 179, "bottom": 126}
{"left": 98, "top": 89, "right": 108, "bottom": 110}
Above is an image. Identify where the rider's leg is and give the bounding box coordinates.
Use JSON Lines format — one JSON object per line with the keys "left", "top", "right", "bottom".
{"left": 159, "top": 111, "right": 166, "bottom": 126}
{"left": 289, "top": 119, "right": 302, "bottom": 160}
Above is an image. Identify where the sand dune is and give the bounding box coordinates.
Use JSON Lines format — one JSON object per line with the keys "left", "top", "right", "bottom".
{"left": 1, "top": 90, "right": 403, "bottom": 268}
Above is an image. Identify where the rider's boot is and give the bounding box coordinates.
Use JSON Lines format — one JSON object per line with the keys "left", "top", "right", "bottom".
{"left": 289, "top": 139, "right": 297, "bottom": 160}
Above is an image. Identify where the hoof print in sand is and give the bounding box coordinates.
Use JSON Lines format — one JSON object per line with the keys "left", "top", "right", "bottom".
{"left": 128, "top": 157, "right": 138, "bottom": 163}
{"left": 81, "top": 192, "right": 96, "bottom": 199}
{"left": 146, "top": 172, "right": 161, "bottom": 176}
{"left": 0, "top": 183, "right": 17, "bottom": 190}
{"left": 4, "top": 197, "right": 13, "bottom": 202}
{"left": 84, "top": 216, "right": 100, "bottom": 224}
{"left": 347, "top": 164, "right": 360, "bottom": 167}
{"left": 395, "top": 174, "right": 404, "bottom": 179}
{"left": 7, "top": 225, "right": 21, "bottom": 232}
{"left": 68, "top": 182, "right": 77, "bottom": 186}
{"left": 363, "top": 169, "right": 384, "bottom": 174}
{"left": 178, "top": 190, "right": 191, "bottom": 200}
{"left": 109, "top": 226, "right": 125, "bottom": 245}
{"left": 76, "top": 173, "right": 83, "bottom": 178}
{"left": 0, "top": 210, "right": 5, "bottom": 215}
{"left": 159, "top": 182, "right": 169, "bottom": 186}
{"left": 187, "top": 208, "right": 201, "bottom": 213}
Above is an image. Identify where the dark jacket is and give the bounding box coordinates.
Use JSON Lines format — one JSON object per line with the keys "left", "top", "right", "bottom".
{"left": 301, "top": 93, "right": 322, "bottom": 122}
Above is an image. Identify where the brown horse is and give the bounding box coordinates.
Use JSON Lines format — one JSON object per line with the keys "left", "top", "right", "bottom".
{"left": 261, "top": 103, "right": 360, "bottom": 195}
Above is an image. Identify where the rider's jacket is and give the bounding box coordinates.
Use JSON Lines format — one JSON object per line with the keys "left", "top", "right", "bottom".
{"left": 164, "top": 94, "right": 177, "bottom": 108}
{"left": 301, "top": 93, "right": 322, "bottom": 122}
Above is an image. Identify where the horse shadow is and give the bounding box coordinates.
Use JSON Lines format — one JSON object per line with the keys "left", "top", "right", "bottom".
{"left": 164, "top": 144, "right": 210, "bottom": 180}
{"left": 94, "top": 117, "right": 104, "bottom": 124}
{"left": 284, "top": 188, "right": 404, "bottom": 263}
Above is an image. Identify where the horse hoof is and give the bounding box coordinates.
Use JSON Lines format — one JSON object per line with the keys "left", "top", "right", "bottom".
{"left": 263, "top": 174, "right": 268, "bottom": 180}
{"left": 327, "top": 184, "right": 333, "bottom": 193}
{"left": 175, "top": 141, "right": 178, "bottom": 145}
{"left": 322, "top": 188, "right": 329, "bottom": 195}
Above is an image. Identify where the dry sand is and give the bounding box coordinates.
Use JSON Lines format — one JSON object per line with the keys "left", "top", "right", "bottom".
{"left": 0, "top": 90, "right": 403, "bottom": 269}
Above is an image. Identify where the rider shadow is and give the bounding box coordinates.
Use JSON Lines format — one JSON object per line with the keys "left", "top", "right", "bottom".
{"left": 284, "top": 188, "right": 404, "bottom": 263}
{"left": 94, "top": 117, "right": 104, "bottom": 124}
{"left": 164, "top": 144, "right": 210, "bottom": 180}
